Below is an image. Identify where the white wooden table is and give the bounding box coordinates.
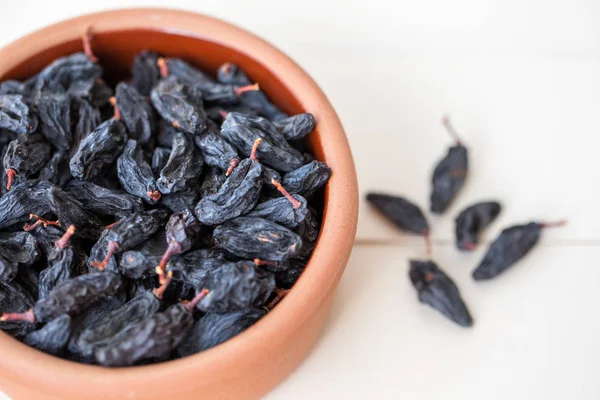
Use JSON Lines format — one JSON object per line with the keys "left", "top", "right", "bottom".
{"left": 1, "top": 1, "right": 599, "bottom": 399}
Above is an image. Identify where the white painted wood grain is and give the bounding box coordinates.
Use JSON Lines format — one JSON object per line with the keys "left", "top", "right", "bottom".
{"left": 267, "top": 244, "right": 600, "bottom": 400}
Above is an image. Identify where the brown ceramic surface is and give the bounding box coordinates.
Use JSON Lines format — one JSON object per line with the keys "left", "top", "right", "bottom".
{"left": 0, "top": 8, "right": 358, "bottom": 400}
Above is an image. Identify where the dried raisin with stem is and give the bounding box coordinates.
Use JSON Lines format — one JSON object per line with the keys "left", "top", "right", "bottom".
{"left": 118, "top": 231, "right": 168, "bottom": 280}
{"left": 0, "top": 231, "right": 41, "bottom": 265}
{"left": 47, "top": 186, "right": 104, "bottom": 239}
{"left": 0, "top": 280, "right": 35, "bottom": 338}
{"left": 114, "top": 82, "right": 155, "bottom": 143}
{"left": 196, "top": 261, "right": 275, "bottom": 313}
{"left": 91, "top": 209, "right": 168, "bottom": 270}
{"left": 455, "top": 201, "right": 501, "bottom": 251}
{"left": 93, "top": 290, "right": 209, "bottom": 366}
{"left": 213, "top": 216, "right": 302, "bottom": 261}
{"left": 221, "top": 112, "right": 304, "bottom": 172}
{"left": 131, "top": 50, "right": 161, "bottom": 97}
{"left": 151, "top": 147, "right": 171, "bottom": 176}
{"left": 272, "top": 113, "right": 316, "bottom": 141}
{"left": 216, "top": 62, "right": 287, "bottom": 120}
{"left": 117, "top": 139, "right": 161, "bottom": 204}
{"left": 176, "top": 308, "right": 265, "bottom": 357}
{"left": 150, "top": 75, "right": 207, "bottom": 135}
{"left": 36, "top": 52, "right": 101, "bottom": 94}
{"left": 472, "top": 220, "right": 566, "bottom": 281}
{"left": 66, "top": 180, "right": 142, "bottom": 218}
{"left": 195, "top": 141, "right": 263, "bottom": 225}
{"left": 157, "top": 131, "right": 203, "bottom": 194}
{"left": 246, "top": 179, "right": 308, "bottom": 229}
{"left": 366, "top": 193, "right": 431, "bottom": 251}
{"left": 23, "top": 314, "right": 71, "bottom": 356}
{"left": 0, "top": 94, "right": 38, "bottom": 134}
{"left": 194, "top": 131, "right": 239, "bottom": 171}
{"left": 282, "top": 160, "right": 331, "bottom": 199}
{"left": 430, "top": 116, "right": 468, "bottom": 214}
{"left": 34, "top": 92, "right": 72, "bottom": 150}
{"left": 0, "top": 180, "right": 54, "bottom": 229}
{"left": 1, "top": 272, "right": 123, "bottom": 324}
{"left": 71, "top": 98, "right": 101, "bottom": 147}
{"left": 39, "top": 226, "right": 87, "bottom": 299}
{"left": 71, "top": 290, "right": 160, "bottom": 359}
{"left": 4, "top": 134, "right": 52, "bottom": 190}
{"left": 162, "top": 58, "right": 259, "bottom": 105}
{"left": 69, "top": 118, "right": 127, "bottom": 181}
{"left": 155, "top": 209, "right": 202, "bottom": 283}
{"left": 167, "top": 249, "right": 228, "bottom": 289}
{"left": 409, "top": 259, "right": 473, "bottom": 327}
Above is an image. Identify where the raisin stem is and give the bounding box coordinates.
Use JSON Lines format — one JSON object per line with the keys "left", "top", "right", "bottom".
{"left": 265, "top": 287, "right": 290, "bottom": 311}
{"left": 540, "top": 220, "right": 567, "bottom": 229}
{"left": 424, "top": 231, "right": 432, "bottom": 256}
{"left": 82, "top": 26, "right": 98, "bottom": 63}
{"left": 152, "top": 271, "right": 173, "bottom": 300}
{"left": 271, "top": 179, "right": 302, "bottom": 209}
{"left": 91, "top": 241, "right": 119, "bottom": 270}
{"left": 250, "top": 138, "right": 262, "bottom": 161}
{"left": 147, "top": 190, "right": 162, "bottom": 202}
{"left": 104, "top": 220, "right": 120, "bottom": 230}
{"left": 55, "top": 225, "right": 76, "bottom": 249}
{"left": 234, "top": 83, "right": 260, "bottom": 96}
{"left": 185, "top": 289, "right": 210, "bottom": 312}
{"left": 156, "top": 242, "right": 183, "bottom": 284}
{"left": 0, "top": 309, "right": 35, "bottom": 323}
{"left": 225, "top": 158, "right": 240, "bottom": 177}
{"left": 219, "top": 110, "right": 229, "bottom": 120}
{"left": 109, "top": 97, "right": 120, "bottom": 120}
{"left": 157, "top": 57, "right": 169, "bottom": 78}
{"left": 220, "top": 62, "right": 234, "bottom": 76}
{"left": 253, "top": 258, "right": 280, "bottom": 267}
{"left": 441, "top": 115, "right": 463, "bottom": 146}
{"left": 5, "top": 168, "right": 15, "bottom": 191}
{"left": 24, "top": 214, "right": 61, "bottom": 231}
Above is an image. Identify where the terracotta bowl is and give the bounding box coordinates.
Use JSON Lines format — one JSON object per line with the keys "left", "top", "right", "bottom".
{"left": 0, "top": 8, "right": 357, "bottom": 400}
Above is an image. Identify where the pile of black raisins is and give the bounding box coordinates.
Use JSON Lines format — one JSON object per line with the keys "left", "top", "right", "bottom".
{"left": 367, "top": 117, "right": 565, "bottom": 327}
{"left": 0, "top": 33, "right": 331, "bottom": 366}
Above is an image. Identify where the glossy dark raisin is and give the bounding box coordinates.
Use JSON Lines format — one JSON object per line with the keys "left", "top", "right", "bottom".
{"left": 430, "top": 117, "right": 468, "bottom": 214}
{"left": 195, "top": 157, "right": 262, "bottom": 225}
{"left": 472, "top": 221, "right": 565, "bottom": 281}
{"left": 131, "top": 50, "right": 161, "bottom": 97}
{"left": 114, "top": 82, "right": 155, "bottom": 143}
{"left": 34, "top": 92, "right": 72, "bottom": 150}
{"left": 69, "top": 118, "right": 127, "bottom": 181}
{"left": 455, "top": 201, "right": 502, "bottom": 251}
{"left": 117, "top": 139, "right": 161, "bottom": 204}
{"left": 66, "top": 180, "right": 143, "bottom": 218}
{"left": 23, "top": 314, "right": 72, "bottom": 356}
{"left": 221, "top": 112, "right": 304, "bottom": 172}
{"left": 409, "top": 259, "right": 473, "bottom": 327}
{"left": 196, "top": 261, "right": 275, "bottom": 313}
{"left": 282, "top": 160, "right": 331, "bottom": 199}
{"left": 151, "top": 75, "right": 207, "bottom": 135}
{"left": 213, "top": 217, "right": 302, "bottom": 261}
{"left": 176, "top": 308, "right": 265, "bottom": 356}
{"left": 157, "top": 132, "right": 203, "bottom": 194}
{"left": 0, "top": 94, "right": 38, "bottom": 134}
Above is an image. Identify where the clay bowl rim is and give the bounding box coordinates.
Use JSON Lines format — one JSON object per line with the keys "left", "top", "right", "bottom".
{"left": 0, "top": 7, "right": 358, "bottom": 396}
